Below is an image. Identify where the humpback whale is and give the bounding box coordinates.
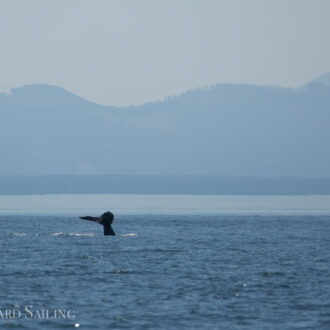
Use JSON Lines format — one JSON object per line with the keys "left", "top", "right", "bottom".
{"left": 79, "top": 211, "right": 115, "bottom": 235}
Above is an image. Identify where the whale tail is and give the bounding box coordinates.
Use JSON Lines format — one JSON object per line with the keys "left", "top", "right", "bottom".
{"left": 104, "top": 225, "right": 116, "bottom": 236}
{"left": 79, "top": 211, "right": 115, "bottom": 236}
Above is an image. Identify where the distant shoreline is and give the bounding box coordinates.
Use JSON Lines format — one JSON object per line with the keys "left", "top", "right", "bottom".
{"left": 1, "top": 175, "right": 330, "bottom": 195}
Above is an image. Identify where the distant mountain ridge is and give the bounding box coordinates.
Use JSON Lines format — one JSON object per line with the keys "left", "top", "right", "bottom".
{"left": 3, "top": 84, "right": 111, "bottom": 110}
{"left": 312, "top": 72, "right": 330, "bottom": 87}
{"left": 4, "top": 72, "right": 330, "bottom": 107}
{"left": 1, "top": 74, "right": 329, "bottom": 178}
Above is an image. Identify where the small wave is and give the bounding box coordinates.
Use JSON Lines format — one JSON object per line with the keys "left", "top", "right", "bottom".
{"left": 121, "top": 233, "right": 137, "bottom": 237}
{"left": 52, "top": 232, "right": 95, "bottom": 237}
{"left": 8, "top": 233, "right": 27, "bottom": 236}
{"left": 69, "top": 233, "right": 95, "bottom": 237}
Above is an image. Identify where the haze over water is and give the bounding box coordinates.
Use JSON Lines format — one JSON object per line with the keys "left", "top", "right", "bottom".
{"left": 1, "top": 194, "right": 330, "bottom": 216}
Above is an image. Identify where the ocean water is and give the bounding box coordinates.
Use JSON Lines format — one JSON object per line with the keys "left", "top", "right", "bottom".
{"left": 0, "top": 195, "right": 330, "bottom": 329}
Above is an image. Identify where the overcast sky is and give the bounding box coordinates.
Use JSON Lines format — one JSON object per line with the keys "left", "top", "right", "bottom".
{"left": 1, "top": 0, "right": 330, "bottom": 106}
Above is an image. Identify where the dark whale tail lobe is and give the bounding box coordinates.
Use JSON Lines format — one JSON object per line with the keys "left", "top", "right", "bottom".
{"left": 79, "top": 211, "right": 115, "bottom": 236}
{"left": 104, "top": 225, "right": 116, "bottom": 236}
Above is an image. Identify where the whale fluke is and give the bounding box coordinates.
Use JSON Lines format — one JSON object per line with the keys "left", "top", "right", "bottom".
{"left": 79, "top": 211, "right": 115, "bottom": 236}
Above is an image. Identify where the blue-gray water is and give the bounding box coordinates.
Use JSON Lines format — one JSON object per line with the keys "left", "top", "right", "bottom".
{"left": 1, "top": 214, "right": 330, "bottom": 329}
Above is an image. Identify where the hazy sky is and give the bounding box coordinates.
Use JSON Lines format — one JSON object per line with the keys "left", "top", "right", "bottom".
{"left": 1, "top": 0, "right": 330, "bottom": 106}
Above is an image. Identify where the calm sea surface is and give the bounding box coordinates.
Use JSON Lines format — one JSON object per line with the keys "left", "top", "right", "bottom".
{"left": 0, "top": 195, "right": 330, "bottom": 329}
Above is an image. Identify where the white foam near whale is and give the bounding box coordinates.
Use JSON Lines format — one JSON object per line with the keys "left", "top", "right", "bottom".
{"left": 8, "top": 233, "right": 27, "bottom": 236}
{"left": 51, "top": 232, "right": 95, "bottom": 237}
